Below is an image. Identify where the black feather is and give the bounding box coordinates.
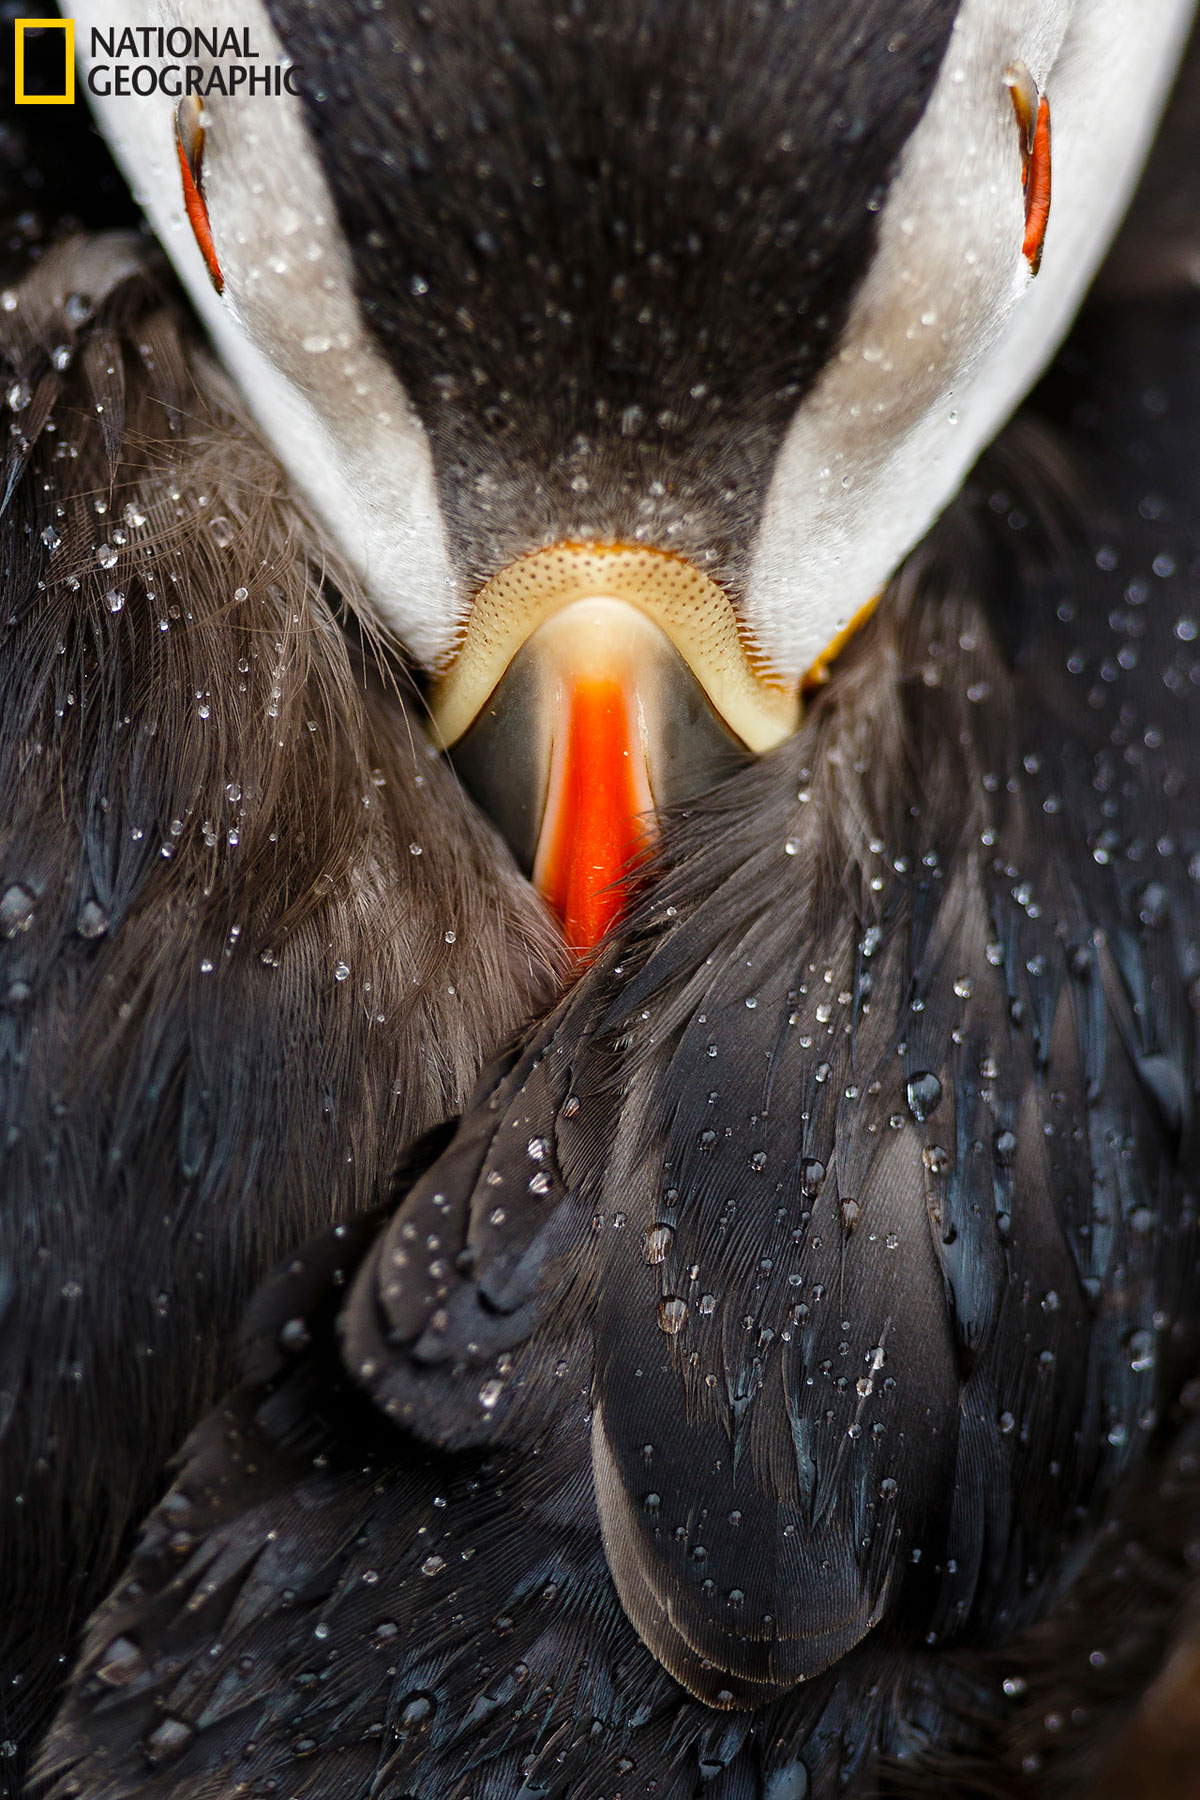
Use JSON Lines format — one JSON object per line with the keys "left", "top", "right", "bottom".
{"left": 38, "top": 251, "right": 1200, "bottom": 1795}
{"left": 0, "top": 235, "right": 565, "bottom": 1783}
{"left": 264, "top": 0, "right": 959, "bottom": 587}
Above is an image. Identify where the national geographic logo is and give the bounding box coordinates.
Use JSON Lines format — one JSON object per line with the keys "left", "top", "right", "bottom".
{"left": 12, "top": 18, "right": 302, "bottom": 104}
{"left": 13, "top": 17, "right": 75, "bottom": 103}
{"left": 87, "top": 24, "right": 302, "bottom": 96}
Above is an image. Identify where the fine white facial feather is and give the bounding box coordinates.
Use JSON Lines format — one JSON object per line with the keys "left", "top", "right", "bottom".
{"left": 66, "top": 0, "right": 1197, "bottom": 682}
{"left": 747, "top": 0, "right": 1198, "bottom": 681}
{"left": 63, "top": 0, "right": 457, "bottom": 667}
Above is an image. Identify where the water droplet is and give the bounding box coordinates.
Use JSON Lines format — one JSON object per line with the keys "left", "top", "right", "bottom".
{"left": 334, "top": 961, "right": 350, "bottom": 982}
{"left": 94, "top": 1634, "right": 144, "bottom": 1688}
{"left": 95, "top": 542, "right": 118, "bottom": 569}
{"left": 526, "top": 1136, "right": 549, "bottom": 1161}
{"left": 658, "top": 1296, "right": 688, "bottom": 1335}
{"left": 906, "top": 1071, "right": 942, "bottom": 1122}
{"left": 143, "top": 1717, "right": 195, "bottom": 1763}
{"left": 76, "top": 900, "right": 110, "bottom": 939}
{"left": 278, "top": 1317, "right": 311, "bottom": 1354}
{"left": 0, "top": 885, "right": 35, "bottom": 938}
{"left": 800, "top": 1158, "right": 825, "bottom": 1197}
{"left": 643, "top": 1224, "right": 674, "bottom": 1264}
{"left": 104, "top": 587, "right": 125, "bottom": 614}
{"left": 420, "top": 1553, "right": 446, "bottom": 1576}
{"left": 398, "top": 1691, "right": 436, "bottom": 1730}
{"left": 841, "top": 1198, "right": 860, "bottom": 1232}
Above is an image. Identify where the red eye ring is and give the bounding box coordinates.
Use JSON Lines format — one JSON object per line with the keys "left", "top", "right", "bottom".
{"left": 1005, "top": 61, "right": 1052, "bottom": 276}
{"left": 175, "top": 98, "right": 224, "bottom": 296}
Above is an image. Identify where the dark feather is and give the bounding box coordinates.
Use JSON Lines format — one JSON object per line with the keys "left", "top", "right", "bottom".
{"left": 264, "top": 0, "right": 959, "bottom": 586}
{"left": 38, "top": 255, "right": 1200, "bottom": 1795}
{"left": 0, "top": 234, "right": 565, "bottom": 1782}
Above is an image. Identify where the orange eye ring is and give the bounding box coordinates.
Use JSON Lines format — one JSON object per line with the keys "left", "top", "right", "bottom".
{"left": 1005, "top": 61, "right": 1052, "bottom": 276}
{"left": 175, "top": 98, "right": 224, "bottom": 295}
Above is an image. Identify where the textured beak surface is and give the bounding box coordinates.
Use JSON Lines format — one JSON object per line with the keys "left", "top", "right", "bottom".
{"left": 432, "top": 545, "right": 799, "bottom": 953}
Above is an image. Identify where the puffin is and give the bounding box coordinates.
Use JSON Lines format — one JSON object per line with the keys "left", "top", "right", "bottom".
{"left": 57, "top": 0, "right": 1197, "bottom": 950}
{"left": 0, "top": 0, "right": 1196, "bottom": 1794}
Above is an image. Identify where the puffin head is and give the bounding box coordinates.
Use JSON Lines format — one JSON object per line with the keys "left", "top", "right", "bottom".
{"left": 70, "top": 0, "right": 1194, "bottom": 947}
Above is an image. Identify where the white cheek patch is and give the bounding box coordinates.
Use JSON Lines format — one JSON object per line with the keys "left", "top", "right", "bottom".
{"left": 66, "top": 0, "right": 1195, "bottom": 684}
{"left": 63, "top": 0, "right": 458, "bottom": 666}
{"left": 747, "top": 0, "right": 1196, "bottom": 685}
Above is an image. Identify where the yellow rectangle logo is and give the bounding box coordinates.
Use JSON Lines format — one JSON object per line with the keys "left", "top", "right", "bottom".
{"left": 14, "top": 17, "right": 75, "bottom": 104}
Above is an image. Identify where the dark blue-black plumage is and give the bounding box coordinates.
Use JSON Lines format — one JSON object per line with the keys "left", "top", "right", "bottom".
{"left": 263, "top": 0, "right": 957, "bottom": 585}
{"left": 36, "top": 203, "right": 1200, "bottom": 1795}
{"left": 4, "top": 3, "right": 1200, "bottom": 1795}
{"left": 0, "top": 230, "right": 561, "bottom": 1792}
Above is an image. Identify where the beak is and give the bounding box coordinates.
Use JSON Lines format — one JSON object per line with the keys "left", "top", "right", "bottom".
{"left": 430, "top": 545, "right": 799, "bottom": 954}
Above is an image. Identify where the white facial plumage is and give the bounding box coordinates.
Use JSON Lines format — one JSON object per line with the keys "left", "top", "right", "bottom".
{"left": 66, "top": 0, "right": 1197, "bottom": 680}
{"left": 65, "top": 0, "right": 457, "bottom": 666}
{"left": 747, "top": 0, "right": 1197, "bottom": 680}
